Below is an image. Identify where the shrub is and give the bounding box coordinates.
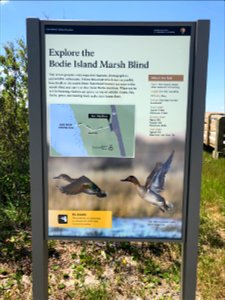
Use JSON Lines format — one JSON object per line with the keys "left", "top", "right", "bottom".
{"left": 0, "top": 40, "right": 30, "bottom": 228}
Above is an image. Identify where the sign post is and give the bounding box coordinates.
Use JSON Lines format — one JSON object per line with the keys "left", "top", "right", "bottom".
{"left": 27, "top": 19, "right": 209, "bottom": 300}
{"left": 27, "top": 19, "right": 48, "bottom": 300}
{"left": 181, "top": 20, "right": 210, "bottom": 300}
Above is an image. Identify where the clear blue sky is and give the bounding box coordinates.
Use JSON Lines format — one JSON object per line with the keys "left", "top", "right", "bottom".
{"left": 0, "top": 0, "right": 224, "bottom": 112}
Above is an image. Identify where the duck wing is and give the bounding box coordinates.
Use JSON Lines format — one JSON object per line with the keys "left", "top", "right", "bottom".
{"left": 78, "top": 176, "right": 107, "bottom": 197}
{"left": 78, "top": 176, "right": 103, "bottom": 191}
{"left": 145, "top": 150, "right": 174, "bottom": 193}
{"left": 58, "top": 176, "right": 92, "bottom": 195}
{"left": 78, "top": 176, "right": 96, "bottom": 185}
{"left": 58, "top": 181, "right": 88, "bottom": 195}
{"left": 145, "top": 163, "right": 162, "bottom": 189}
{"left": 58, "top": 176, "right": 105, "bottom": 196}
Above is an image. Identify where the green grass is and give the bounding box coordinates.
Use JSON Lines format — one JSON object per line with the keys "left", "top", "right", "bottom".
{"left": 0, "top": 150, "right": 224, "bottom": 299}
{"left": 81, "top": 284, "right": 109, "bottom": 300}
{"left": 197, "top": 151, "right": 225, "bottom": 299}
{"left": 201, "top": 152, "right": 225, "bottom": 208}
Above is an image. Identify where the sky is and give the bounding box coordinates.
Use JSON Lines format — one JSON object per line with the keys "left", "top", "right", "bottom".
{"left": 0, "top": 0, "right": 224, "bottom": 112}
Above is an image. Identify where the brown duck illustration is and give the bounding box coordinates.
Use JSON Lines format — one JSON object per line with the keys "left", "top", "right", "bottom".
{"left": 53, "top": 174, "right": 107, "bottom": 198}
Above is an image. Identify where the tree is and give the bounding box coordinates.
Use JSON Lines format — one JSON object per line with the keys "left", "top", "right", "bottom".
{"left": 0, "top": 39, "right": 30, "bottom": 217}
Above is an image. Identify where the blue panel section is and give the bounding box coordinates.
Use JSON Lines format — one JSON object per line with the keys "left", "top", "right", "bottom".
{"left": 49, "top": 217, "right": 182, "bottom": 240}
{"left": 50, "top": 104, "right": 87, "bottom": 156}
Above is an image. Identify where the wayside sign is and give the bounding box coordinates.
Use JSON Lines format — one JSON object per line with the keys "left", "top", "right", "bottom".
{"left": 27, "top": 19, "right": 209, "bottom": 300}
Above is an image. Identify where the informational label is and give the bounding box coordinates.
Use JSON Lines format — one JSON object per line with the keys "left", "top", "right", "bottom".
{"left": 149, "top": 75, "right": 184, "bottom": 137}
{"left": 45, "top": 28, "right": 191, "bottom": 143}
{"left": 49, "top": 210, "right": 112, "bottom": 228}
{"left": 45, "top": 24, "right": 193, "bottom": 240}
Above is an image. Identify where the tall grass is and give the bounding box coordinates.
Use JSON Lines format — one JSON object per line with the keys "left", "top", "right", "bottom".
{"left": 197, "top": 151, "right": 225, "bottom": 299}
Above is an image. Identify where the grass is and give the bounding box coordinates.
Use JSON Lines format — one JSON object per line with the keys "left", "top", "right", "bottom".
{"left": 82, "top": 284, "right": 109, "bottom": 300}
{"left": 197, "top": 151, "right": 225, "bottom": 300}
{"left": 0, "top": 150, "right": 224, "bottom": 299}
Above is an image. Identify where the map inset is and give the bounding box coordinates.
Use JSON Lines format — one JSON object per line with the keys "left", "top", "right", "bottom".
{"left": 50, "top": 104, "right": 135, "bottom": 157}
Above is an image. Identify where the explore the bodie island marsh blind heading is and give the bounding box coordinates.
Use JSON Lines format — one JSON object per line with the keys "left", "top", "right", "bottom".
{"left": 48, "top": 48, "right": 150, "bottom": 69}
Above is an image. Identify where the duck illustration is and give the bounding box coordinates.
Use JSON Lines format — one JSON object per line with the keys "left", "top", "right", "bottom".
{"left": 121, "top": 150, "right": 175, "bottom": 212}
{"left": 53, "top": 174, "right": 107, "bottom": 198}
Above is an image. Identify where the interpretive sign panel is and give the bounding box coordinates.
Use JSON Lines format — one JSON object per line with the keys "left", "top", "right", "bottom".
{"left": 43, "top": 23, "right": 194, "bottom": 240}
{"left": 28, "top": 19, "right": 210, "bottom": 300}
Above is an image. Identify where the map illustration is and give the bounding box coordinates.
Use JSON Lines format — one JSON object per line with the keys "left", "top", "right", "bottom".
{"left": 50, "top": 104, "right": 135, "bottom": 157}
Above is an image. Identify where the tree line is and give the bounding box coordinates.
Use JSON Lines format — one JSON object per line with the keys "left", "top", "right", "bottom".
{"left": 0, "top": 40, "right": 30, "bottom": 228}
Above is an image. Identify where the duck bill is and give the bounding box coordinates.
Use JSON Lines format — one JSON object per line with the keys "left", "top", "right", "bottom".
{"left": 121, "top": 178, "right": 128, "bottom": 182}
{"left": 97, "top": 191, "right": 107, "bottom": 198}
{"left": 53, "top": 176, "right": 60, "bottom": 179}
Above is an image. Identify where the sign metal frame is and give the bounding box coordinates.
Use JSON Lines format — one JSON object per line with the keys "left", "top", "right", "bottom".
{"left": 27, "top": 18, "right": 210, "bottom": 300}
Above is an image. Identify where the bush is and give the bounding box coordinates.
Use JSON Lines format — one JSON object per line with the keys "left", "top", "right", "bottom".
{"left": 0, "top": 40, "right": 30, "bottom": 228}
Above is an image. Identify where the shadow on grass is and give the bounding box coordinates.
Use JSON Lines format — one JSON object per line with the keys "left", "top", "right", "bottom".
{"left": 0, "top": 202, "right": 32, "bottom": 276}
{"left": 200, "top": 217, "right": 225, "bottom": 249}
{"left": 203, "top": 145, "right": 225, "bottom": 158}
{"left": 201, "top": 231, "right": 225, "bottom": 249}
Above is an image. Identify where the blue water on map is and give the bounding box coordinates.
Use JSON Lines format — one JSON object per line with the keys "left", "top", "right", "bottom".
{"left": 48, "top": 217, "right": 182, "bottom": 239}
{"left": 50, "top": 104, "right": 87, "bottom": 156}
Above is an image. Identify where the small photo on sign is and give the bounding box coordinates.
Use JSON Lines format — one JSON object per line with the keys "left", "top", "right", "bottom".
{"left": 58, "top": 214, "right": 68, "bottom": 224}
